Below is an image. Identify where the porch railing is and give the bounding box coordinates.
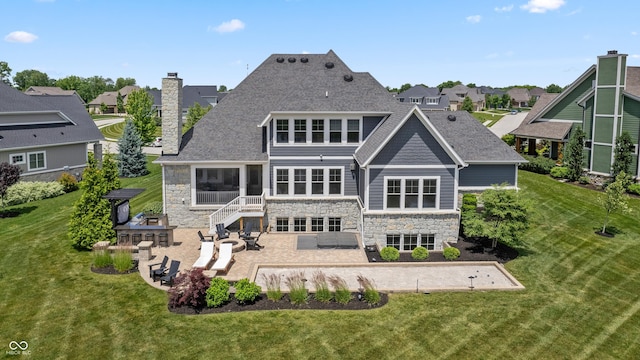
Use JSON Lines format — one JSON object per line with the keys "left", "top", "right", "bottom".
{"left": 196, "top": 190, "right": 239, "bottom": 205}
{"left": 208, "top": 193, "right": 265, "bottom": 231}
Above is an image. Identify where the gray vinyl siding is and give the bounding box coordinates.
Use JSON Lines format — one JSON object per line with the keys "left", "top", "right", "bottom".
{"left": 269, "top": 158, "right": 357, "bottom": 196}
{"left": 270, "top": 145, "right": 358, "bottom": 157}
{"left": 0, "top": 143, "right": 87, "bottom": 175}
{"left": 362, "top": 116, "right": 384, "bottom": 140}
{"left": 368, "top": 167, "right": 455, "bottom": 210}
{"left": 370, "top": 115, "right": 454, "bottom": 166}
{"left": 459, "top": 164, "right": 516, "bottom": 187}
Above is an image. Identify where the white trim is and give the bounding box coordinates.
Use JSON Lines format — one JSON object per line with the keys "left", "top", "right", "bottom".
{"left": 27, "top": 150, "right": 46, "bottom": 171}
{"left": 161, "top": 165, "right": 167, "bottom": 214}
{"left": 463, "top": 160, "right": 525, "bottom": 164}
{"left": 271, "top": 116, "right": 363, "bottom": 146}
{"left": 272, "top": 166, "right": 344, "bottom": 197}
{"left": 154, "top": 159, "right": 268, "bottom": 165}
{"left": 3, "top": 140, "right": 102, "bottom": 152}
{"left": 258, "top": 111, "right": 391, "bottom": 127}
{"left": 9, "top": 153, "right": 26, "bottom": 165}
{"left": 368, "top": 164, "right": 456, "bottom": 169}
{"left": 383, "top": 176, "right": 440, "bottom": 210}
{"left": 363, "top": 209, "right": 458, "bottom": 215}
{"left": 269, "top": 156, "right": 354, "bottom": 161}
{"left": 191, "top": 165, "right": 243, "bottom": 206}
{"left": 590, "top": 170, "right": 611, "bottom": 177}
{"left": 265, "top": 195, "right": 360, "bottom": 201}
{"left": 364, "top": 166, "right": 370, "bottom": 211}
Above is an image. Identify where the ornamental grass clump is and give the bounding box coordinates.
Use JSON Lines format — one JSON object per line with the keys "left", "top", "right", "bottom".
{"left": 311, "top": 271, "right": 333, "bottom": 303}
{"left": 234, "top": 278, "right": 262, "bottom": 305}
{"left": 328, "top": 275, "right": 352, "bottom": 305}
{"left": 168, "top": 268, "right": 211, "bottom": 309}
{"left": 206, "top": 277, "right": 230, "bottom": 308}
{"left": 112, "top": 245, "right": 133, "bottom": 273}
{"left": 92, "top": 248, "right": 112, "bottom": 268}
{"left": 357, "top": 275, "right": 381, "bottom": 305}
{"left": 285, "top": 271, "right": 308, "bottom": 305}
{"left": 443, "top": 247, "right": 461, "bottom": 260}
{"left": 261, "top": 273, "right": 283, "bottom": 302}
{"left": 411, "top": 246, "right": 429, "bottom": 260}
{"left": 380, "top": 246, "right": 400, "bottom": 261}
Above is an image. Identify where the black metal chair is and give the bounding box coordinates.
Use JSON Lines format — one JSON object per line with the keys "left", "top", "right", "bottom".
{"left": 216, "top": 223, "right": 230, "bottom": 240}
{"left": 198, "top": 230, "right": 215, "bottom": 242}
{"left": 148, "top": 255, "right": 169, "bottom": 281}
{"left": 160, "top": 260, "right": 181, "bottom": 286}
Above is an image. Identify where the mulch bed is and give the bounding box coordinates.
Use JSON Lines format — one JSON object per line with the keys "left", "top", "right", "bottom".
{"left": 366, "top": 236, "right": 519, "bottom": 264}
{"left": 90, "top": 260, "right": 139, "bottom": 275}
{"left": 169, "top": 293, "right": 388, "bottom": 314}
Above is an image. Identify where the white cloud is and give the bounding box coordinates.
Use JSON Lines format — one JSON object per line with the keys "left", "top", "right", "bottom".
{"left": 632, "top": 31, "right": 638, "bottom": 36}
{"left": 302, "top": 50, "right": 310, "bottom": 54}
{"left": 520, "top": 0, "right": 565, "bottom": 13}
{"left": 4, "top": 31, "right": 38, "bottom": 43}
{"left": 495, "top": 5, "right": 514, "bottom": 12}
{"left": 209, "top": 19, "right": 245, "bottom": 34}
{"left": 466, "top": 15, "right": 481, "bottom": 24}
{"left": 631, "top": 54, "right": 640, "bottom": 59}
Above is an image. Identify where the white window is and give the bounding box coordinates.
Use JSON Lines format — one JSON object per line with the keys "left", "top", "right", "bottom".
{"left": 386, "top": 234, "right": 401, "bottom": 249}
{"left": 274, "top": 167, "right": 343, "bottom": 196}
{"left": 28, "top": 151, "right": 46, "bottom": 171}
{"left": 276, "top": 119, "right": 288, "bottom": 143}
{"left": 276, "top": 218, "right": 289, "bottom": 232}
{"left": 312, "top": 119, "right": 324, "bottom": 143}
{"left": 387, "top": 233, "right": 435, "bottom": 251}
{"left": 311, "top": 217, "right": 324, "bottom": 232}
{"left": 347, "top": 119, "right": 360, "bottom": 143}
{"left": 273, "top": 117, "right": 362, "bottom": 144}
{"left": 329, "top": 119, "right": 342, "bottom": 143}
{"left": 328, "top": 217, "right": 341, "bottom": 232}
{"left": 426, "top": 97, "right": 439, "bottom": 105}
{"left": 293, "top": 217, "right": 307, "bottom": 232}
{"left": 385, "top": 177, "right": 439, "bottom": 209}
{"left": 10, "top": 153, "right": 26, "bottom": 165}
{"left": 410, "top": 97, "right": 421, "bottom": 104}
{"left": 294, "top": 119, "right": 306, "bottom": 143}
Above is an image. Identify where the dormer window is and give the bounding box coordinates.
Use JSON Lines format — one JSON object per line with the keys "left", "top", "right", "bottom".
{"left": 426, "top": 97, "right": 438, "bottom": 105}
{"left": 273, "top": 117, "right": 361, "bottom": 145}
{"left": 410, "top": 97, "right": 421, "bottom": 104}
{"left": 276, "top": 119, "right": 289, "bottom": 143}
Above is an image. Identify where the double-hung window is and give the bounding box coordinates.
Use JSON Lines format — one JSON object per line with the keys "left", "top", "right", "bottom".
{"left": 347, "top": 119, "right": 359, "bottom": 143}
{"left": 273, "top": 117, "right": 362, "bottom": 144}
{"left": 329, "top": 119, "right": 342, "bottom": 143}
{"left": 312, "top": 119, "right": 324, "bottom": 143}
{"left": 274, "top": 168, "right": 343, "bottom": 196}
{"left": 28, "top": 151, "right": 46, "bottom": 171}
{"left": 294, "top": 119, "right": 306, "bottom": 143}
{"left": 311, "top": 169, "right": 324, "bottom": 195}
{"left": 276, "top": 119, "right": 289, "bottom": 143}
{"left": 294, "top": 169, "right": 306, "bottom": 195}
{"left": 276, "top": 169, "right": 289, "bottom": 195}
{"left": 385, "top": 177, "right": 438, "bottom": 209}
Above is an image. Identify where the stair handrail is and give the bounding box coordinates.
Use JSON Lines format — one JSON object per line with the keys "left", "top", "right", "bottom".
{"left": 208, "top": 193, "right": 265, "bottom": 231}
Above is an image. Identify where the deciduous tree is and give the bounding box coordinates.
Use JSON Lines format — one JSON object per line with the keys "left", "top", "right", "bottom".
{"left": 117, "top": 119, "right": 148, "bottom": 177}
{"left": 546, "top": 83, "right": 563, "bottom": 93}
{"left": 13, "top": 69, "right": 54, "bottom": 90}
{"left": 218, "top": 85, "right": 228, "bottom": 92}
{"left": 0, "top": 61, "right": 12, "bottom": 85}
{"left": 461, "top": 96, "right": 474, "bottom": 112}
{"left": 115, "top": 77, "right": 136, "bottom": 90}
{"left": 125, "top": 89, "right": 157, "bottom": 143}
{"left": 184, "top": 103, "right": 212, "bottom": 131}
{"left": 600, "top": 172, "right": 629, "bottom": 235}
{"left": 437, "top": 80, "right": 462, "bottom": 92}
{"left": 0, "top": 162, "right": 21, "bottom": 209}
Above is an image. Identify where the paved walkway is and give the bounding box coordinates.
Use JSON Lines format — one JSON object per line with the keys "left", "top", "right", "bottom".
{"left": 489, "top": 111, "right": 527, "bottom": 138}
{"left": 92, "top": 117, "right": 162, "bottom": 155}
{"left": 138, "top": 229, "right": 524, "bottom": 293}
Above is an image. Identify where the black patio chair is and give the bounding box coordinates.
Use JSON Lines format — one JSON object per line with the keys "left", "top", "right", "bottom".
{"left": 238, "top": 221, "right": 253, "bottom": 240}
{"left": 245, "top": 233, "right": 264, "bottom": 251}
{"left": 216, "top": 223, "right": 230, "bottom": 240}
{"left": 160, "top": 260, "right": 181, "bottom": 286}
{"left": 198, "top": 230, "right": 215, "bottom": 242}
{"left": 148, "top": 255, "right": 169, "bottom": 281}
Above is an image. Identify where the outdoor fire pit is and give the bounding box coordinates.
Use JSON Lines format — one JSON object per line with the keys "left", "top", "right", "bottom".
{"left": 215, "top": 239, "right": 245, "bottom": 252}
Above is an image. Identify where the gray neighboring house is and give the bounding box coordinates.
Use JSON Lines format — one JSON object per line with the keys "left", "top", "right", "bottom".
{"left": 396, "top": 85, "right": 450, "bottom": 111}
{"left": 441, "top": 85, "right": 486, "bottom": 111}
{"left": 155, "top": 50, "right": 523, "bottom": 252}
{"left": 0, "top": 82, "right": 104, "bottom": 181}
{"left": 25, "top": 86, "right": 86, "bottom": 105}
{"left": 507, "top": 88, "right": 531, "bottom": 108}
{"left": 148, "top": 86, "right": 226, "bottom": 118}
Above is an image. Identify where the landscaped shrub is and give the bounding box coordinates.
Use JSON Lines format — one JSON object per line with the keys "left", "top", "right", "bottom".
{"left": 579, "top": 176, "right": 591, "bottom": 185}
{"left": 411, "top": 246, "right": 429, "bottom": 260}
{"left": 112, "top": 246, "right": 133, "bottom": 273}
{"left": 311, "top": 271, "right": 333, "bottom": 303}
{"left": 357, "top": 275, "right": 381, "bottom": 305}
{"left": 92, "top": 248, "right": 112, "bottom": 268}
{"left": 380, "top": 246, "right": 400, "bottom": 261}
{"left": 142, "top": 201, "right": 163, "bottom": 215}
{"left": 550, "top": 166, "right": 570, "bottom": 179}
{"left": 518, "top": 155, "right": 556, "bottom": 174}
{"left": 462, "top": 193, "right": 477, "bottom": 207}
{"left": 285, "top": 271, "right": 308, "bottom": 305}
{"left": 261, "top": 273, "right": 283, "bottom": 302}
{"left": 206, "top": 277, "right": 230, "bottom": 308}
{"left": 168, "top": 268, "right": 211, "bottom": 309}
{"left": 501, "top": 133, "right": 515, "bottom": 146}
{"left": 628, "top": 183, "right": 640, "bottom": 195}
{"left": 328, "top": 275, "right": 352, "bottom": 305}
{"left": 234, "top": 278, "right": 262, "bottom": 305}
{"left": 57, "top": 172, "right": 79, "bottom": 193}
{"left": 5, "top": 181, "right": 65, "bottom": 206}
{"left": 443, "top": 247, "right": 461, "bottom": 260}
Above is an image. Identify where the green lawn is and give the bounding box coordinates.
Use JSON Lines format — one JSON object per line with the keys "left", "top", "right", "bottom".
{"left": 1, "top": 168, "right": 640, "bottom": 359}
{"left": 472, "top": 111, "right": 504, "bottom": 127}
{"left": 101, "top": 122, "right": 162, "bottom": 141}
{"left": 91, "top": 114, "right": 122, "bottom": 120}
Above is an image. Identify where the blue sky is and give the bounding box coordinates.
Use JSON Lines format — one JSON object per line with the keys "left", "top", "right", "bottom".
{"left": 2, "top": 0, "right": 639, "bottom": 90}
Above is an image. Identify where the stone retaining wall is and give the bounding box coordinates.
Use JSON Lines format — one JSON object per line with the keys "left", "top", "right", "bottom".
{"left": 362, "top": 212, "right": 459, "bottom": 250}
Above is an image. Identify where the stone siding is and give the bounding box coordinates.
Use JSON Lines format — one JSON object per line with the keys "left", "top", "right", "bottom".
{"left": 266, "top": 198, "right": 361, "bottom": 232}
{"left": 362, "top": 212, "right": 459, "bottom": 250}
{"left": 161, "top": 75, "right": 183, "bottom": 155}
{"left": 163, "top": 165, "right": 210, "bottom": 228}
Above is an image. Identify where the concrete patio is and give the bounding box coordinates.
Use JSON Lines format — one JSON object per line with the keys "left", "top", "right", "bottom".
{"left": 137, "top": 228, "right": 524, "bottom": 292}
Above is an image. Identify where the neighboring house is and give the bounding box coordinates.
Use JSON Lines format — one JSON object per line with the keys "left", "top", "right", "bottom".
{"left": 440, "top": 85, "right": 485, "bottom": 111}
{"left": 396, "top": 85, "right": 450, "bottom": 111}
{"left": 0, "top": 82, "right": 104, "bottom": 181}
{"left": 155, "top": 51, "right": 523, "bottom": 252}
{"left": 147, "top": 88, "right": 162, "bottom": 117}
{"left": 88, "top": 85, "right": 140, "bottom": 114}
{"left": 529, "top": 87, "right": 546, "bottom": 101}
{"left": 24, "top": 86, "right": 86, "bottom": 105}
{"left": 507, "top": 88, "right": 531, "bottom": 108}
{"left": 510, "top": 50, "right": 640, "bottom": 178}
{"left": 147, "top": 85, "right": 225, "bottom": 118}
{"left": 479, "top": 86, "right": 506, "bottom": 97}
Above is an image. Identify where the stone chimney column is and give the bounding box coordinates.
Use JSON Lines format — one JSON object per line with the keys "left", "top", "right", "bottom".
{"left": 161, "top": 72, "right": 183, "bottom": 155}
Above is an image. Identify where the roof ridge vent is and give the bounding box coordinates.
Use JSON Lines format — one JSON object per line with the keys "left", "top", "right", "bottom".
{"left": 447, "top": 114, "right": 456, "bottom": 121}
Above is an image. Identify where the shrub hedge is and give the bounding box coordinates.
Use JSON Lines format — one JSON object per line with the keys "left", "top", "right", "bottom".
{"left": 380, "top": 246, "right": 400, "bottom": 261}
{"left": 518, "top": 155, "right": 556, "bottom": 174}
{"left": 5, "top": 181, "right": 65, "bottom": 206}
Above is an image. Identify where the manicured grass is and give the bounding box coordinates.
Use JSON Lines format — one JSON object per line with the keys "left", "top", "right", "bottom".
{"left": 472, "top": 111, "right": 504, "bottom": 127}
{"left": 1, "top": 168, "right": 640, "bottom": 358}
{"left": 91, "top": 114, "right": 122, "bottom": 120}
{"left": 101, "top": 122, "right": 162, "bottom": 141}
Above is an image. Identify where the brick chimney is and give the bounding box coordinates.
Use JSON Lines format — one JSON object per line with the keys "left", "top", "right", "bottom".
{"left": 161, "top": 72, "right": 183, "bottom": 155}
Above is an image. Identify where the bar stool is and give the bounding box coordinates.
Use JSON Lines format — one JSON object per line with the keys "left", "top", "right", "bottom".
{"left": 158, "top": 233, "right": 169, "bottom": 247}
{"left": 145, "top": 233, "right": 155, "bottom": 246}
{"left": 131, "top": 233, "right": 142, "bottom": 245}
{"left": 118, "top": 233, "right": 130, "bottom": 244}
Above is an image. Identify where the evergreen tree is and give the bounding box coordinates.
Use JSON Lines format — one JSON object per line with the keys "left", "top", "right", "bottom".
{"left": 117, "top": 119, "right": 149, "bottom": 177}
{"left": 565, "top": 126, "right": 586, "bottom": 181}
{"left": 68, "top": 152, "right": 121, "bottom": 250}
{"left": 461, "top": 96, "right": 474, "bottom": 112}
{"left": 116, "top": 91, "right": 124, "bottom": 113}
{"left": 611, "top": 131, "right": 634, "bottom": 184}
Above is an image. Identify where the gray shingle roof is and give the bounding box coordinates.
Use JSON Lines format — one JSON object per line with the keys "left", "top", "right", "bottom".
{"left": 0, "top": 82, "right": 103, "bottom": 149}
{"left": 183, "top": 85, "right": 218, "bottom": 108}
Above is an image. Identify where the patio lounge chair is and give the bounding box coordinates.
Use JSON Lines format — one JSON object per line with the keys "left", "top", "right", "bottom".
{"left": 216, "top": 223, "right": 230, "bottom": 240}
{"left": 210, "top": 243, "right": 235, "bottom": 275}
{"left": 192, "top": 241, "right": 215, "bottom": 269}
{"left": 160, "top": 260, "right": 181, "bottom": 286}
{"left": 148, "top": 255, "right": 169, "bottom": 281}
{"left": 238, "top": 221, "right": 253, "bottom": 240}
{"left": 245, "top": 232, "right": 264, "bottom": 251}
{"left": 198, "top": 230, "right": 215, "bottom": 242}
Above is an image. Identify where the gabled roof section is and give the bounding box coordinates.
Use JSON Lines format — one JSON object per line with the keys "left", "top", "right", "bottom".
{"left": 183, "top": 85, "right": 219, "bottom": 108}
{"left": 397, "top": 85, "right": 440, "bottom": 98}
{"left": 25, "top": 86, "right": 76, "bottom": 96}
{"left": 510, "top": 121, "right": 573, "bottom": 141}
{"left": 158, "top": 50, "right": 397, "bottom": 162}
{"left": 355, "top": 106, "right": 465, "bottom": 167}
{"left": 507, "top": 88, "right": 530, "bottom": 102}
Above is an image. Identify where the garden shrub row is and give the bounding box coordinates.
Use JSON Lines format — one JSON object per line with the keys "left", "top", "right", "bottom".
{"left": 3, "top": 172, "right": 79, "bottom": 207}
{"left": 518, "top": 155, "right": 556, "bottom": 174}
